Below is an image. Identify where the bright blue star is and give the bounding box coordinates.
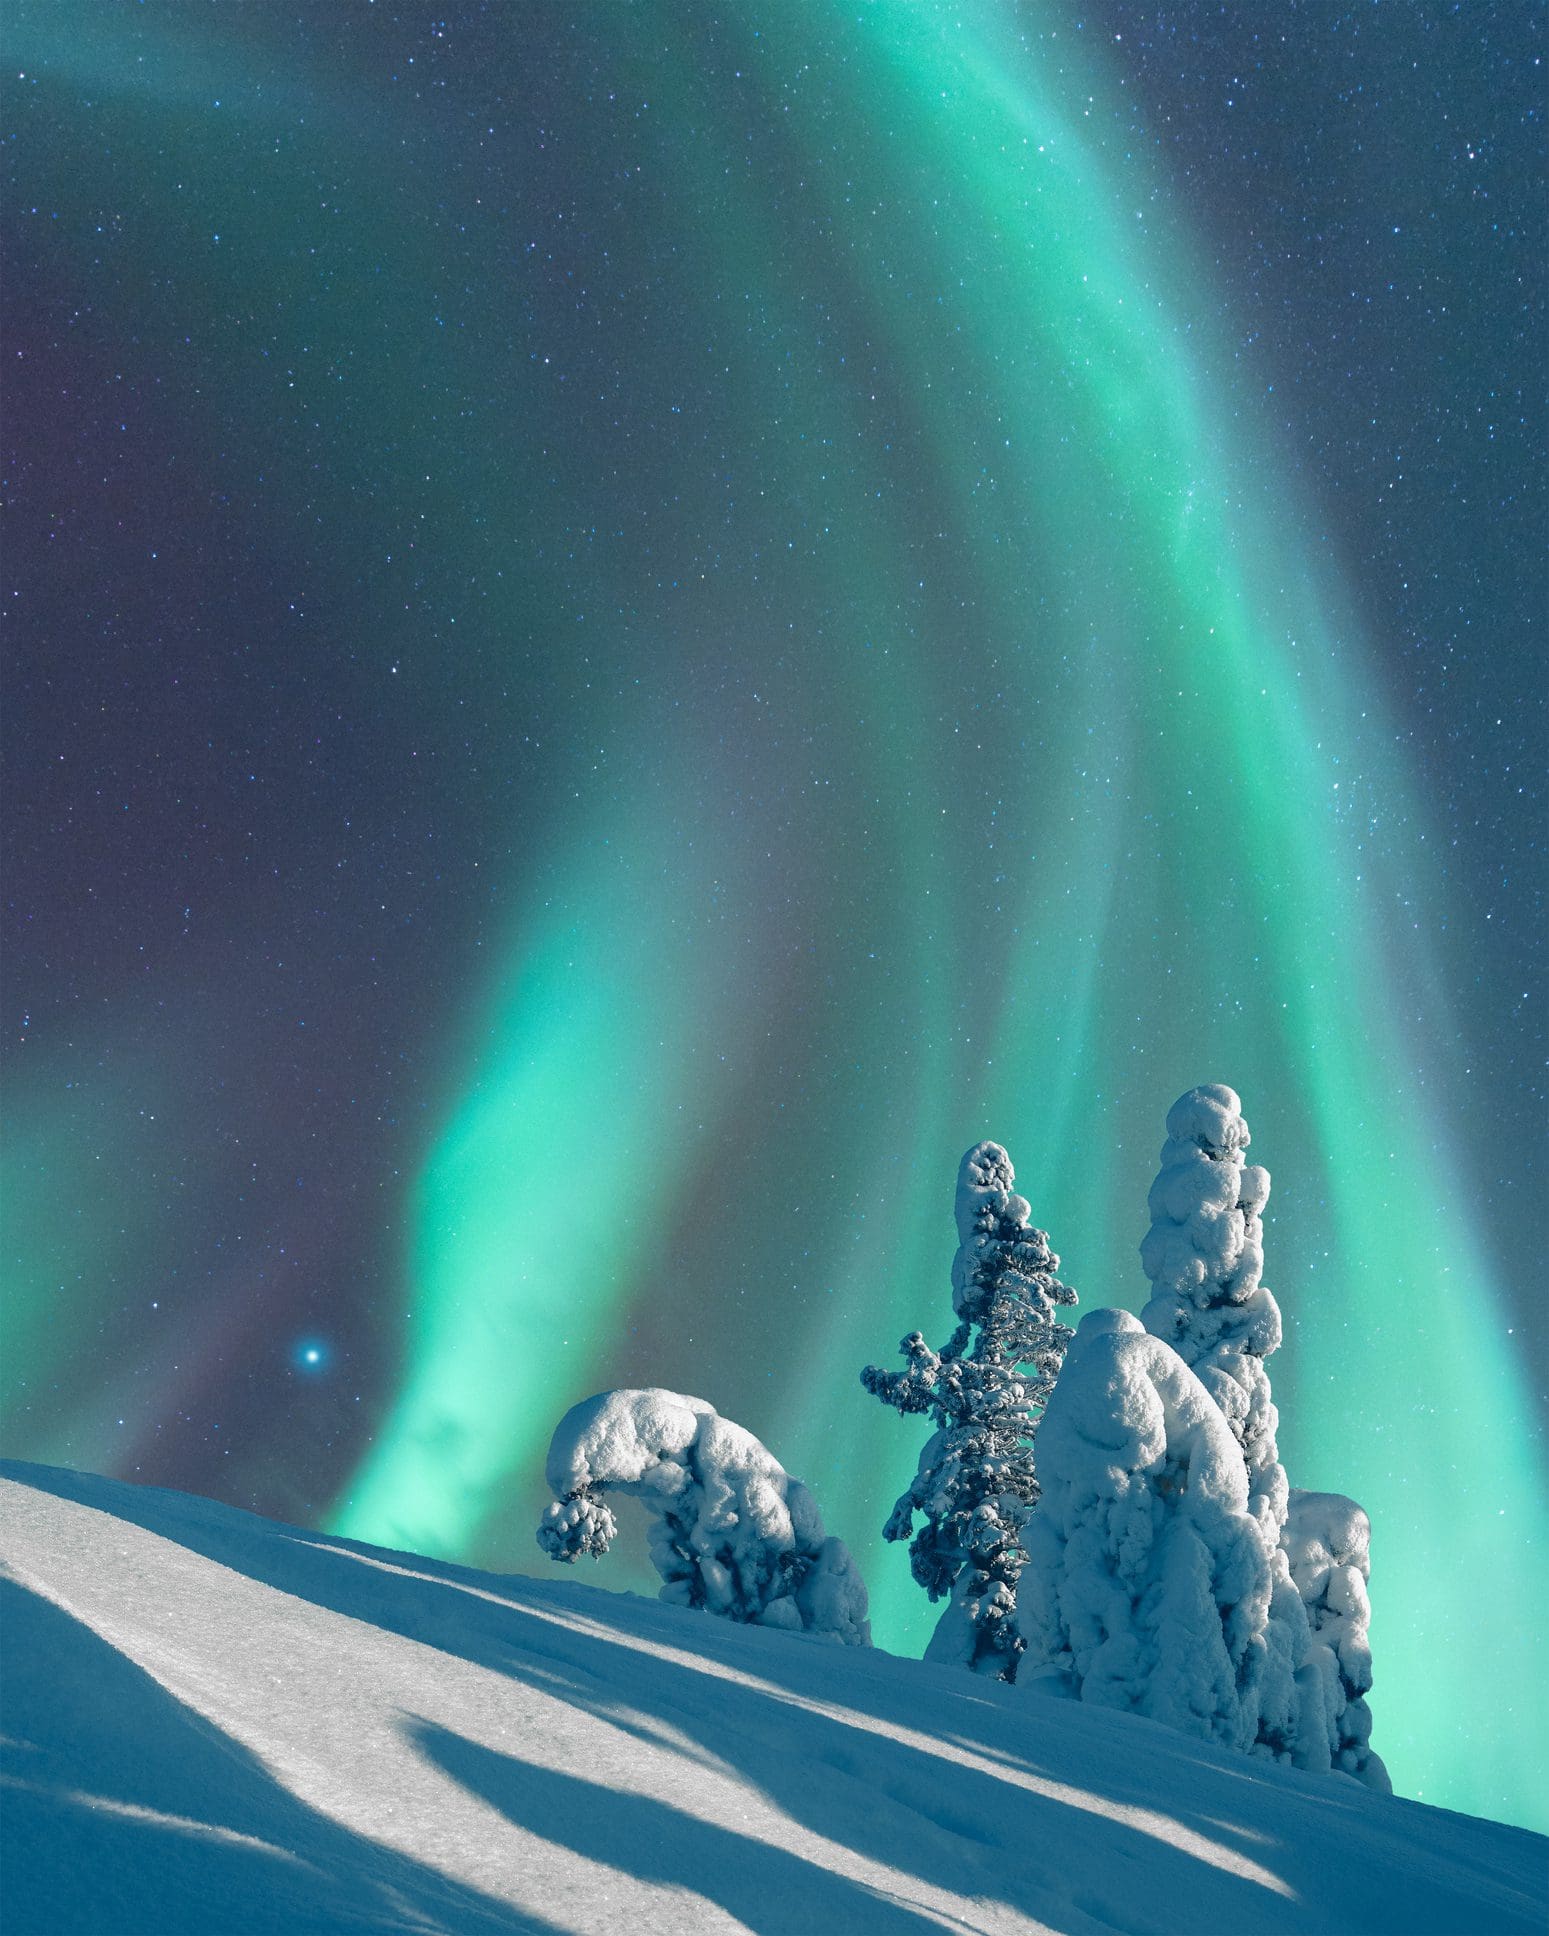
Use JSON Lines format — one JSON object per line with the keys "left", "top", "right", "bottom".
{"left": 293, "top": 1338, "right": 330, "bottom": 1375}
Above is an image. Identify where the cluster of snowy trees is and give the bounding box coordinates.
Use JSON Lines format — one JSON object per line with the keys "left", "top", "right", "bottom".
{"left": 536, "top": 1083, "right": 1386, "bottom": 1792}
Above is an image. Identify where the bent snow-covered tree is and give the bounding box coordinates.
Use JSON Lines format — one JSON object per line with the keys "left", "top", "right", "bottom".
{"left": 861, "top": 1139, "right": 1077, "bottom": 1678}
{"left": 1018, "top": 1308, "right": 1294, "bottom": 1756}
{"left": 1285, "top": 1490, "right": 1392, "bottom": 1793}
{"left": 537, "top": 1388, "right": 870, "bottom": 1645}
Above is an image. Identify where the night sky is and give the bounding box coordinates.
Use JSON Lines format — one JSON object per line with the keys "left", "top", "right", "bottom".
{"left": 4, "top": 2, "right": 1544, "bottom": 1833}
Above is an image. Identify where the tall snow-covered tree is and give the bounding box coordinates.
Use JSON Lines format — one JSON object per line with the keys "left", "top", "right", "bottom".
{"left": 1285, "top": 1490, "right": 1392, "bottom": 1793}
{"left": 1136, "top": 1083, "right": 1317, "bottom": 1759}
{"left": 861, "top": 1139, "right": 1077, "bottom": 1678}
{"left": 1018, "top": 1307, "right": 1303, "bottom": 1759}
{"left": 1137, "top": 1084, "right": 1384, "bottom": 1778}
{"left": 537, "top": 1387, "right": 870, "bottom": 1645}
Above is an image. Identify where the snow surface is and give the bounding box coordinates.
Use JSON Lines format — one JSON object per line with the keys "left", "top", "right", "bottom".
{"left": 2, "top": 1460, "right": 1543, "bottom": 1936}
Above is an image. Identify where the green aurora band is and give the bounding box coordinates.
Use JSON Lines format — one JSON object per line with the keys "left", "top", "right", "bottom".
{"left": 7, "top": 0, "right": 1542, "bottom": 1832}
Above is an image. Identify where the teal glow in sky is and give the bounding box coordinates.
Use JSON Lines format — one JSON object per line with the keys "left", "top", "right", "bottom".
{"left": 5, "top": 0, "right": 1543, "bottom": 1833}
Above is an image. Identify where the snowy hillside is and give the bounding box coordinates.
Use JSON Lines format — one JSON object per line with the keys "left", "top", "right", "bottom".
{"left": 2, "top": 1461, "right": 1543, "bottom": 1936}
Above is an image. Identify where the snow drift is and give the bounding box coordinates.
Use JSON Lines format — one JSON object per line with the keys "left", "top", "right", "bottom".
{"left": 2, "top": 1459, "right": 1542, "bottom": 1935}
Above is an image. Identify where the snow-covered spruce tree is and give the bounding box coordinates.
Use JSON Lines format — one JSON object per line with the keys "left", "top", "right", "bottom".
{"left": 1285, "top": 1490, "right": 1392, "bottom": 1793}
{"left": 861, "top": 1140, "right": 1077, "bottom": 1678}
{"left": 1017, "top": 1308, "right": 1281, "bottom": 1754}
{"left": 1136, "top": 1083, "right": 1320, "bottom": 1764}
{"left": 1138, "top": 1085, "right": 1286, "bottom": 1533}
{"left": 536, "top": 1388, "right": 871, "bottom": 1645}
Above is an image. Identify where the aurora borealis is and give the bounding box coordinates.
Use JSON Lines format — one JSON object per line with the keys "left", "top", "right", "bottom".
{"left": 5, "top": 0, "right": 1543, "bottom": 1838}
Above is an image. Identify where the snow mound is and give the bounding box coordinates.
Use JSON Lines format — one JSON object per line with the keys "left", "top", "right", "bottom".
{"left": 3, "top": 1459, "right": 1543, "bottom": 1935}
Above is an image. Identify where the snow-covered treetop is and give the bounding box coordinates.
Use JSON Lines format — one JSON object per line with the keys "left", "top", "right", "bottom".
{"left": 954, "top": 1139, "right": 1019, "bottom": 1237}
{"left": 1164, "top": 1082, "right": 1252, "bottom": 1159}
{"left": 1032, "top": 1307, "right": 1253, "bottom": 1513}
{"left": 950, "top": 1139, "right": 1073, "bottom": 1328}
{"left": 545, "top": 1388, "right": 722, "bottom": 1505}
{"left": 1140, "top": 1083, "right": 1278, "bottom": 1364}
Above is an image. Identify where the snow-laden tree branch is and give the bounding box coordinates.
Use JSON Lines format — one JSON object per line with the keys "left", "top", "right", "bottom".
{"left": 537, "top": 1388, "right": 871, "bottom": 1645}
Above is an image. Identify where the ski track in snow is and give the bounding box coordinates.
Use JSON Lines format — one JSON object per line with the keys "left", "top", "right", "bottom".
{"left": 1, "top": 1461, "right": 1543, "bottom": 1936}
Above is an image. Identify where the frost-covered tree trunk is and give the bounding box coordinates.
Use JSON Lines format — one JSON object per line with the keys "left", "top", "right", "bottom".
{"left": 862, "top": 1140, "right": 1077, "bottom": 1679}
{"left": 1137, "top": 1084, "right": 1322, "bottom": 1766}
{"left": 1018, "top": 1308, "right": 1287, "bottom": 1755}
{"left": 1285, "top": 1490, "right": 1392, "bottom": 1793}
{"left": 537, "top": 1388, "right": 870, "bottom": 1645}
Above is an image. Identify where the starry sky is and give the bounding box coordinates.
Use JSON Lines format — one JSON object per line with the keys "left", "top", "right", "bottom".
{"left": 4, "top": 1, "right": 1544, "bottom": 1833}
